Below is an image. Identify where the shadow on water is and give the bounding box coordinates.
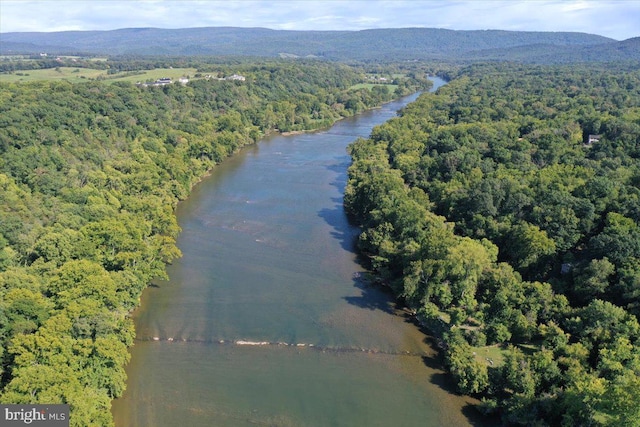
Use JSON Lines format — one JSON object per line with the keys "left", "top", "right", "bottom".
{"left": 316, "top": 156, "right": 399, "bottom": 316}
{"left": 317, "top": 155, "right": 361, "bottom": 252}
{"left": 416, "top": 330, "right": 493, "bottom": 426}
{"left": 339, "top": 88, "right": 492, "bottom": 427}
{"left": 317, "top": 202, "right": 359, "bottom": 252}
{"left": 420, "top": 350, "right": 493, "bottom": 427}
{"left": 319, "top": 86, "right": 490, "bottom": 427}
{"left": 340, "top": 277, "right": 494, "bottom": 427}
{"left": 342, "top": 273, "right": 396, "bottom": 314}
{"left": 326, "top": 158, "right": 352, "bottom": 199}
{"left": 463, "top": 405, "right": 497, "bottom": 427}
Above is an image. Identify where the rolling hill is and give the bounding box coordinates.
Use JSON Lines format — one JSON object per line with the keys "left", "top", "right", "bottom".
{"left": 2, "top": 26, "right": 635, "bottom": 62}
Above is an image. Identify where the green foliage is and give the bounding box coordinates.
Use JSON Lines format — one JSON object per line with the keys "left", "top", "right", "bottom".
{"left": 505, "top": 222, "right": 556, "bottom": 271}
{"left": 0, "top": 59, "right": 422, "bottom": 424}
{"left": 345, "top": 62, "right": 640, "bottom": 425}
{"left": 444, "top": 330, "right": 489, "bottom": 395}
{"left": 572, "top": 257, "right": 616, "bottom": 303}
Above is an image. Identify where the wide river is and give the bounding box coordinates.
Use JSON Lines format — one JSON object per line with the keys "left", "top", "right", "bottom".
{"left": 112, "top": 78, "right": 484, "bottom": 426}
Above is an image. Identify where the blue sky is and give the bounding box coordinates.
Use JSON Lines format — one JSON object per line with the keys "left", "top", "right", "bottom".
{"left": 1, "top": 0, "right": 639, "bottom": 40}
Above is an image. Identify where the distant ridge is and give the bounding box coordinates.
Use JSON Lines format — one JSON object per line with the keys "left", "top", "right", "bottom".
{"left": 1, "top": 26, "right": 636, "bottom": 62}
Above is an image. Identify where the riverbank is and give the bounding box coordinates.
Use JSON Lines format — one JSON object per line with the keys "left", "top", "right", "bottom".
{"left": 112, "top": 84, "right": 485, "bottom": 427}
{"left": 0, "top": 63, "right": 443, "bottom": 427}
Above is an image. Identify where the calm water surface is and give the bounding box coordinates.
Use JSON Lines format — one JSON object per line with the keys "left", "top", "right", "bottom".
{"left": 112, "top": 79, "right": 484, "bottom": 426}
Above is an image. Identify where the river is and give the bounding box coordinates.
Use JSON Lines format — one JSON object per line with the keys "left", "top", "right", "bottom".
{"left": 112, "top": 78, "right": 484, "bottom": 426}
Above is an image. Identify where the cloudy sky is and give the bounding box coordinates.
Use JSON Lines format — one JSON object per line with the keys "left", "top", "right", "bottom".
{"left": 1, "top": 0, "right": 638, "bottom": 40}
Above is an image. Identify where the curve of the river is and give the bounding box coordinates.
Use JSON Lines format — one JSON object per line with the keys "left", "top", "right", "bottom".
{"left": 112, "top": 78, "right": 485, "bottom": 427}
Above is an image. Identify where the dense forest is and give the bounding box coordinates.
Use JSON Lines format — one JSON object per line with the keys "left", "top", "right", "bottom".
{"left": 0, "top": 59, "right": 431, "bottom": 426}
{"left": 345, "top": 63, "right": 640, "bottom": 426}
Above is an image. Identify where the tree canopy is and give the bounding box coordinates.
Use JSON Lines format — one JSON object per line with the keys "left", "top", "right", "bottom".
{"left": 345, "top": 62, "right": 640, "bottom": 426}
{"left": 0, "top": 59, "right": 432, "bottom": 426}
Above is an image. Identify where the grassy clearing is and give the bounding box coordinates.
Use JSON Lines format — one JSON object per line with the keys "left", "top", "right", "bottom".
{"left": 0, "top": 67, "right": 199, "bottom": 84}
{"left": 472, "top": 344, "right": 507, "bottom": 367}
{"left": 517, "top": 342, "right": 541, "bottom": 355}
{"left": 472, "top": 342, "right": 542, "bottom": 367}
{"left": 0, "top": 67, "right": 106, "bottom": 83}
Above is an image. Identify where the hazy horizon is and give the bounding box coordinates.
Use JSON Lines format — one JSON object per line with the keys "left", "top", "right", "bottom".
{"left": 1, "top": 1, "right": 638, "bottom": 41}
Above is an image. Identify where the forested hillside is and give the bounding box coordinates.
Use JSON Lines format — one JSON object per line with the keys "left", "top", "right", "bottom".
{"left": 0, "top": 60, "right": 431, "bottom": 426}
{"left": 345, "top": 63, "right": 640, "bottom": 425}
{"left": 2, "top": 26, "right": 631, "bottom": 63}
{"left": 467, "top": 37, "right": 640, "bottom": 63}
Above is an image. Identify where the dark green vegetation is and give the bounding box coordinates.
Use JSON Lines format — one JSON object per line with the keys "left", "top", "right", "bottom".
{"left": 345, "top": 63, "right": 640, "bottom": 426}
{"left": 2, "top": 23, "right": 639, "bottom": 425}
{"left": 2, "top": 27, "right": 637, "bottom": 62}
{"left": 0, "top": 59, "right": 431, "bottom": 426}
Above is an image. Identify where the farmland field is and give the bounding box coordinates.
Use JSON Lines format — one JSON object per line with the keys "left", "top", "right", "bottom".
{"left": 0, "top": 67, "right": 106, "bottom": 82}
{"left": 107, "top": 68, "right": 199, "bottom": 83}
{"left": 0, "top": 67, "right": 199, "bottom": 83}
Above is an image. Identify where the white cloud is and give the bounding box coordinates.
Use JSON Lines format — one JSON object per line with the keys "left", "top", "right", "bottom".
{"left": 1, "top": 0, "right": 638, "bottom": 39}
{"left": 561, "top": 1, "right": 592, "bottom": 12}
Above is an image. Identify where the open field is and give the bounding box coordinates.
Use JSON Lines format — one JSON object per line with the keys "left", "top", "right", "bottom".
{"left": 106, "top": 68, "right": 199, "bottom": 83}
{"left": 471, "top": 342, "right": 543, "bottom": 368}
{"left": 0, "top": 67, "right": 106, "bottom": 82}
{"left": 0, "top": 67, "right": 199, "bottom": 84}
{"left": 472, "top": 344, "right": 507, "bottom": 367}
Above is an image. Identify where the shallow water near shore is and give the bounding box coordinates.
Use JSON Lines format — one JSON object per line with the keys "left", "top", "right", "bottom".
{"left": 112, "top": 80, "right": 486, "bottom": 426}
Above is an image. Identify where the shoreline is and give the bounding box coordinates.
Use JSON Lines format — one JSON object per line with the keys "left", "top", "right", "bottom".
{"left": 114, "top": 90, "right": 429, "bottom": 424}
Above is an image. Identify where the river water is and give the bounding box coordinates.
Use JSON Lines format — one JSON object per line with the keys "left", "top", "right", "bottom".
{"left": 112, "top": 78, "right": 484, "bottom": 426}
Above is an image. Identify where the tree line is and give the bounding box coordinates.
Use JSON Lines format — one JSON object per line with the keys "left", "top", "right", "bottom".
{"left": 345, "top": 62, "right": 640, "bottom": 426}
{"left": 0, "top": 59, "right": 431, "bottom": 426}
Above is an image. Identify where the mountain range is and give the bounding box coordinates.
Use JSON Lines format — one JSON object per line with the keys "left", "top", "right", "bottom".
{"left": 1, "top": 27, "right": 638, "bottom": 62}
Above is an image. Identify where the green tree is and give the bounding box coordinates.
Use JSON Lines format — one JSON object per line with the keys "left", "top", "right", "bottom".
{"left": 48, "top": 260, "right": 119, "bottom": 309}
{"left": 444, "top": 330, "right": 489, "bottom": 394}
{"left": 572, "top": 257, "right": 616, "bottom": 304}
{"left": 505, "top": 221, "right": 556, "bottom": 272}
